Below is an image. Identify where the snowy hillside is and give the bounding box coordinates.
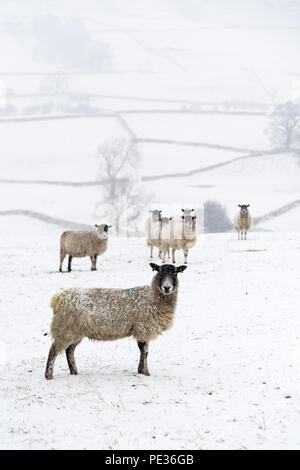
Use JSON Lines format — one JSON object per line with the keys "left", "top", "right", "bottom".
{"left": 1, "top": 111, "right": 299, "bottom": 231}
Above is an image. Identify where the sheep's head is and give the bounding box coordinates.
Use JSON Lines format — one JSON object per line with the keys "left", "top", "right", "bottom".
{"left": 95, "top": 224, "right": 112, "bottom": 240}
{"left": 238, "top": 204, "right": 250, "bottom": 215}
{"left": 181, "top": 214, "right": 196, "bottom": 238}
{"left": 150, "top": 263, "right": 187, "bottom": 295}
{"left": 181, "top": 208, "right": 195, "bottom": 215}
{"left": 161, "top": 216, "right": 170, "bottom": 226}
{"left": 150, "top": 210, "right": 162, "bottom": 222}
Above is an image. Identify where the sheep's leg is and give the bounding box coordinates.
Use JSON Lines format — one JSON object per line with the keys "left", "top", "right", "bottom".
{"left": 45, "top": 343, "right": 59, "bottom": 380}
{"left": 59, "top": 251, "right": 66, "bottom": 272}
{"left": 66, "top": 342, "right": 80, "bottom": 375}
{"left": 238, "top": 230, "right": 240, "bottom": 240}
{"left": 244, "top": 231, "right": 247, "bottom": 240}
{"left": 184, "top": 248, "right": 188, "bottom": 264}
{"left": 68, "top": 255, "right": 73, "bottom": 272}
{"left": 150, "top": 246, "right": 153, "bottom": 258}
{"left": 172, "top": 248, "right": 176, "bottom": 264}
{"left": 162, "top": 246, "right": 170, "bottom": 262}
{"left": 90, "top": 255, "right": 97, "bottom": 271}
{"left": 94, "top": 255, "right": 98, "bottom": 270}
{"left": 137, "top": 341, "right": 150, "bottom": 376}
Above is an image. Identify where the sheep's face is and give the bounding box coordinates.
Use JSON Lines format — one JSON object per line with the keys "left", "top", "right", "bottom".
{"left": 95, "top": 224, "right": 112, "bottom": 240}
{"left": 150, "top": 263, "right": 187, "bottom": 295}
{"left": 238, "top": 204, "right": 250, "bottom": 215}
{"left": 182, "top": 215, "right": 196, "bottom": 238}
{"left": 150, "top": 210, "right": 162, "bottom": 222}
{"left": 182, "top": 214, "right": 196, "bottom": 226}
{"left": 161, "top": 217, "right": 171, "bottom": 226}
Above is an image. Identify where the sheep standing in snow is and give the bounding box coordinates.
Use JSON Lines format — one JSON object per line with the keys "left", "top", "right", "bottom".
{"left": 45, "top": 263, "right": 187, "bottom": 380}
{"left": 145, "top": 210, "right": 162, "bottom": 258}
{"left": 234, "top": 204, "right": 252, "bottom": 240}
{"left": 160, "top": 214, "right": 197, "bottom": 264}
{"left": 59, "top": 224, "right": 112, "bottom": 272}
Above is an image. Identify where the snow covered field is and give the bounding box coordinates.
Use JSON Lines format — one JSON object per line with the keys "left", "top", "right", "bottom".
{"left": 125, "top": 113, "right": 270, "bottom": 151}
{"left": 1, "top": 216, "right": 300, "bottom": 450}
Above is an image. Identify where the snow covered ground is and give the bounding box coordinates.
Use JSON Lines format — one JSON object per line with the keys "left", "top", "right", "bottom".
{"left": 1, "top": 216, "right": 300, "bottom": 450}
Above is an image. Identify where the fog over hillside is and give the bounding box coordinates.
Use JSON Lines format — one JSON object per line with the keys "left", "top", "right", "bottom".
{"left": 0, "top": 0, "right": 299, "bottom": 101}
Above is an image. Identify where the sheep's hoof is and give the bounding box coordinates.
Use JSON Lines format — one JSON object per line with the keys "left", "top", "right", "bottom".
{"left": 70, "top": 370, "right": 78, "bottom": 375}
{"left": 68, "top": 269, "right": 72, "bottom": 273}
{"left": 45, "top": 374, "right": 53, "bottom": 380}
{"left": 91, "top": 268, "right": 96, "bottom": 271}
{"left": 138, "top": 368, "right": 150, "bottom": 376}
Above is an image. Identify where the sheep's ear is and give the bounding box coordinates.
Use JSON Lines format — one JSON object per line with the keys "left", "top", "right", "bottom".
{"left": 192, "top": 216, "right": 196, "bottom": 220}
{"left": 107, "top": 225, "right": 112, "bottom": 228}
{"left": 238, "top": 205, "right": 242, "bottom": 208}
{"left": 177, "top": 265, "right": 187, "bottom": 274}
{"left": 95, "top": 224, "right": 98, "bottom": 227}
{"left": 181, "top": 209, "right": 184, "bottom": 212}
{"left": 181, "top": 215, "right": 184, "bottom": 219}
{"left": 150, "top": 263, "right": 160, "bottom": 272}
{"left": 169, "top": 217, "right": 172, "bottom": 220}
{"left": 246, "top": 204, "right": 250, "bottom": 207}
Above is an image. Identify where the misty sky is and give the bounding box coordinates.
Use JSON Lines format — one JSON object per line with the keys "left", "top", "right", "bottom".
{"left": 0, "top": 0, "right": 299, "bottom": 102}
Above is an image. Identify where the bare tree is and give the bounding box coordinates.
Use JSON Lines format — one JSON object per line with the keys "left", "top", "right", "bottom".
{"left": 96, "top": 139, "right": 151, "bottom": 236}
{"left": 267, "top": 101, "right": 300, "bottom": 151}
{"left": 204, "top": 201, "right": 232, "bottom": 233}
{"left": 40, "top": 73, "right": 70, "bottom": 113}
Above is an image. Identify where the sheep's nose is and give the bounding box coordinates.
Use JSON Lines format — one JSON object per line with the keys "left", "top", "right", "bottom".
{"left": 163, "top": 286, "right": 171, "bottom": 293}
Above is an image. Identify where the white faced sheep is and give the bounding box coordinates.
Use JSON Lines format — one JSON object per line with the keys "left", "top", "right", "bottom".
{"left": 160, "top": 214, "right": 197, "bottom": 264}
{"left": 45, "top": 263, "right": 187, "bottom": 380}
{"left": 234, "top": 204, "right": 252, "bottom": 240}
{"left": 145, "top": 209, "right": 162, "bottom": 258}
{"left": 59, "top": 224, "right": 112, "bottom": 272}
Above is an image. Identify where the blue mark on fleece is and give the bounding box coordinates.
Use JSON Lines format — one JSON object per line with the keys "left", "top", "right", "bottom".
{"left": 127, "top": 288, "right": 135, "bottom": 295}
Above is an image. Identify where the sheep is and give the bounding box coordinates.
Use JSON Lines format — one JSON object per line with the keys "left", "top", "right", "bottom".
{"left": 145, "top": 213, "right": 171, "bottom": 259}
{"left": 59, "top": 224, "right": 112, "bottom": 272}
{"left": 160, "top": 214, "right": 197, "bottom": 264}
{"left": 234, "top": 204, "right": 252, "bottom": 240}
{"left": 45, "top": 263, "right": 187, "bottom": 380}
{"left": 145, "top": 210, "right": 162, "bottom": 258}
